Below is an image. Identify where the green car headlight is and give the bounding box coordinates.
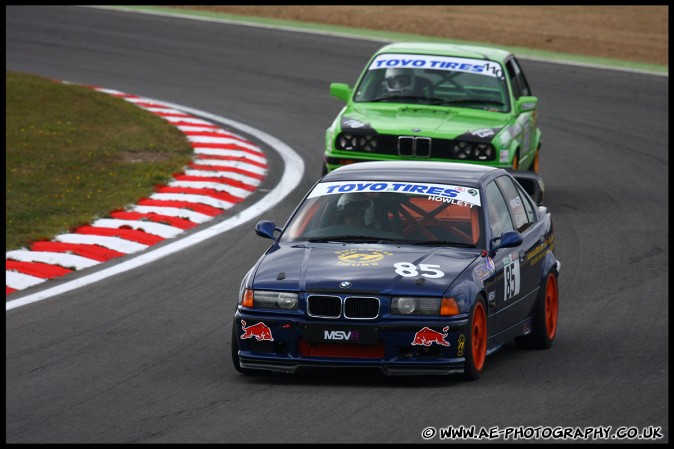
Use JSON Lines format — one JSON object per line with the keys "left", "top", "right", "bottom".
{"left": 336, "top": 133, "right": 378, "bottom": 152}
{"left": 474, "top": 143, "right": 495, "bottom": 161}
{"left": 451, "top": 141, "right": 495, "bottom": 161}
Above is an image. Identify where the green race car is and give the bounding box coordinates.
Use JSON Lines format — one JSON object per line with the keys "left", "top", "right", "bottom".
{"left": 324, "top": 42, "right": 542, "bottom": 174}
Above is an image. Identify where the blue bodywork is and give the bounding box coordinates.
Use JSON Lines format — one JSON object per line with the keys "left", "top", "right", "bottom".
{"left": 232, "top": 161, "right": 559, "bottom": 376}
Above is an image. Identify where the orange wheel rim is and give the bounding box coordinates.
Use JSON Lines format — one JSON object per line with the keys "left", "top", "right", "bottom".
{"left": 512, "top": 156, "right": 519, "bottom": 170}
{"left": 472, "top": 302, "right": 487, "bottom": 371}
{"left": 545, "top": 275, "right": 558, "bottom": 340}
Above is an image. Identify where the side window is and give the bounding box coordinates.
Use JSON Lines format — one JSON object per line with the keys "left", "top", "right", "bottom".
{"left": 515, "top": 182, "right": 537, "bottom": 224}
{"left": 505, "top": 60, "right": 523, "bottom": 99}
{"left": 511, "top": 57, "right": 532, "bottom": 96}
{"left": 513, "top": 57, "right": 533, "bottom": 96}
{"left": 505, "top": 58, "right": 532, "bottom": 99}
{"left": 485, "top": 181, "right": 515, "bottom": 238}
{"left": 495, "top": 176, "right": 531, "bottom": 233}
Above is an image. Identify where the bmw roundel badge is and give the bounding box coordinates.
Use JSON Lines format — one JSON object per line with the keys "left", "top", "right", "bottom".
{"left": 339, "top": 281, "right": 352, "bottom": 289}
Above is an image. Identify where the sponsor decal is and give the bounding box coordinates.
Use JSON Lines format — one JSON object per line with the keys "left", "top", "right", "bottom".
{"left": 310, "top": 181, "right": 481, "bottom": 206}
{"left": 526, "top": 235, "right": 556, "bottom": 266}
{"left": 412, "top": 326, "right": 451, "bottom": 347}
{"left": 336, "top": 248, "right": 394, "bottom": 266}
{"left": 427, "top": 187, "right": 478, "bottom": 207}
{"left": 510, "top": 197, "right": 522, "bottom": 209}
{"left": 499, "top": 149, "right": 510, "bottom": 163}
{"left": 368, "top": 54, "right": 504, "bottom": 78}
{"left": 470, "top": 128, "right": 496, "bottom": 138}
{"left": 240, "top": 320, "right": 274, "bottom": 341}
{"left": 500, "top": 130, "right": 512, "bottom": 147}
{"left": 342, "top": 117, "right": 369, "bottom": 129}
{"left": 473, "top": 257, "right": 495, "bottom": 281}
{"left": 503, "top": 258, "right": 521, "bottom": 301}
{"left": 324, "top": 330, "right": 360, "bottom": 341}
{"left": 457, "top": 334, "right": 465, "bottom": 357}
{"left": 523, "top": 319, "right": 531, "bottom": 335}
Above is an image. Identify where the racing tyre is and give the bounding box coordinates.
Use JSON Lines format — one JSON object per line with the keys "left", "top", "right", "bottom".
{"left": 516, "top": 271, "right": 558, "bottom": 350}
{"left": 463, "top": 297, "right": 488, "bottom": 381}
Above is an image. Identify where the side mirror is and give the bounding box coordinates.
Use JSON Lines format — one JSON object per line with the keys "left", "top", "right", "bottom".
{"left": 515, "top": 96, "right": 538, "bottom": 114}
{"left": 255, "top": 220, "right": 282, "bottom": 241}
{"left": 330, "top": 83, "right": 352, "bottom": 102}
{"left": 489, "top": 230, "right": 523, "bottom": 258}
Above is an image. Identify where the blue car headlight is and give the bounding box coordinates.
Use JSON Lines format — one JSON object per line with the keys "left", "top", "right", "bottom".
{"left": 391, "top": 297, "right": 459, "bottom": 316}
{"left": 241, "top": 289, "right": 299, "bottom": 310}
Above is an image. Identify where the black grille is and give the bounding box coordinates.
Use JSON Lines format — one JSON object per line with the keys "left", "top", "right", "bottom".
{"left": 306, "top": 295, "right": 380, "bottom": 319}
{"left": 307, "top": 295, "right": 341, "bottom": 318}
{"left": 344, "top": 297, "right": 380, "bottom": 319}
{"left": 379, "top": 135, "right": 455, "bottom": 158}
{"left": 337, "top": 133, "right": 494, "bottom": 161}
{"left": 398, "top": 136, "right": 414, "bottom": 156}
{"left": 415, "top": 138, "right": 431, "bottom": 157}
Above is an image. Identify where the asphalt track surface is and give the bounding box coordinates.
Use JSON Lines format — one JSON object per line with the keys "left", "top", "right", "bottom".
{"left": 6, "top": 6, "right": 668, "bottom": 444}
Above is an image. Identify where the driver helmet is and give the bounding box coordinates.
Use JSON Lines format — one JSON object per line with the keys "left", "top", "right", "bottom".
{"left": 336, "top": 193, "right": 375, "bottom": 226}
{"left": 384, "top": 67, "right": 416, "bottom": 94}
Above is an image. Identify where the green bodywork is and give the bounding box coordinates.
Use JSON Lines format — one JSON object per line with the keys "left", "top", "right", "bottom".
{"left": 324, "top": 42, "right": 542, "bottom": 174}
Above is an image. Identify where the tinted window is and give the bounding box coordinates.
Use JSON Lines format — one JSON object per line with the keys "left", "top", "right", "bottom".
{"left": 282, "top": 182, "right": 484, "bottom": 247}
{"left": 506, "top": 57, "right": 532, "bottom": 98}
{"left": 512, "top": 57, "right": 532, "bottom": 96}
{"left": 485, "top": 181, "right": 515, "bottom": 238}
{"left": 515, "top": 181, "right": 537, "bottom": 224}
{"left": 353, "top": 54, "right": 510, "bottom": 112}
{"left": 495, "top": 175, "right": 531, "bottom": 232}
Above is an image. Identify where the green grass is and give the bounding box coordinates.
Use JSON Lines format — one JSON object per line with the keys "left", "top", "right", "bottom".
{"left": 5, "top": 71, "right": 193, "bottom": 251}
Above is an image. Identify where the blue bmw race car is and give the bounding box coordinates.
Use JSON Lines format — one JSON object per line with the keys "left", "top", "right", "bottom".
{"left": 232, "top": 161, "right": 560, "bottom": 380}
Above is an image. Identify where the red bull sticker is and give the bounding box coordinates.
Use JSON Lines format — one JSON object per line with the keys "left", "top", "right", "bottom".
{"left": 240, "top": 320, "right": 274, "bottom": 341}
{"left": 335, "top": 248, "right": 394, "bottom": 266}
{"left": 412, "top": 326, "right": 450, "bottom": 347}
